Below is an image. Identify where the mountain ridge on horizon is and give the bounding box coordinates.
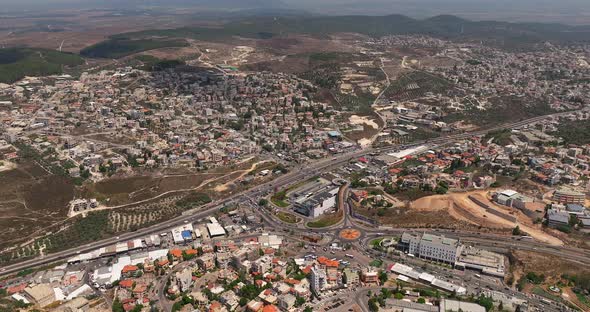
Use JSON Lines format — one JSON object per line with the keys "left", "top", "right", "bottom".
{"left": 1, "top": 0, "right": 589, "bottom": 25}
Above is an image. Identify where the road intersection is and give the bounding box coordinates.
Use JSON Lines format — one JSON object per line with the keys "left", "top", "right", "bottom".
{"left": 2, "top": 109, "right": 588, "bottom": 280}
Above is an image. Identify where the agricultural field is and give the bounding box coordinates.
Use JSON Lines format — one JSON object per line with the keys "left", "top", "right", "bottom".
{"left": 444, "top": 95, "right": 556, "bottom": 128}
{"left": 383, "top": 70, "right": 453, "bottom": 101}
{"left": 0, "top": 190, "right": 211, "bottom": 265}
{"left": 0, "top": 48, "right": 84, "bottom": 83}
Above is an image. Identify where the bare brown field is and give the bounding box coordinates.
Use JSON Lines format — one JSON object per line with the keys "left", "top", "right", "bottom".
{"left": 0, "top": 162, "right": 73, "bottom": 250}
{"left": 80, "top": 172, "right": 222, "bottom": 206}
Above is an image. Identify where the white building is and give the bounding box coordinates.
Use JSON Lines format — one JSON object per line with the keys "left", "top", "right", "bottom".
{"left": 400, "top": 233, "right": 462, "bottom": 265}
{"left": 294, "top": 187, "right": 339, "bottom": 218}
{"left": 310, "top": 266, "right": 327, "bottom": 294}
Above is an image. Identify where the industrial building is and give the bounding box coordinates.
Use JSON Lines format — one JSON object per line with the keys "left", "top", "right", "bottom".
{"left": 207, "top": 218, "right": 226, "bottom": 237}
{"left": 171, "top": 224, "right": 200, "bottom": 244}
{"left": 294, "top": 187, "right": 339, "bottom": 218}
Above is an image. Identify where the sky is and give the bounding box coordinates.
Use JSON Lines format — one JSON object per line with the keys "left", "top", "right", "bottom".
{"left": 1, "top": 0, "right": 589, "bottom": 24}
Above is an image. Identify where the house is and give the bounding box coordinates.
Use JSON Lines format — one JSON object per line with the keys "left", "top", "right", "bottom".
{"left": 176, "top": 268, "right": 193, "bottom": 292}
{"left": 246, "top": 300, "right": 264, "bottom": 312}
{"left": 277, "top": 294, "right": 296, "bottom": 311}
{"left": 219, "top": 290, "right": 240, "bottom": 311}
{"left": 343, "top": 268, "right": 359, "bottom": 286}
{"left": 23, "top": 284, "right": 56, "bottom": 308}
{"left": 360, "top": 270, "right": 379, "bottom": 284}
{"left": 547, "top": 209, "right": 570, "bottom": 228}
{"left": 566, "top": 204, "right": 587, "bottom": 215}
{"left": 198, "top": 253, "right": 216, "bottom": 271}
{"left": 121, "top": 265, "right": 140, "bottom": 277}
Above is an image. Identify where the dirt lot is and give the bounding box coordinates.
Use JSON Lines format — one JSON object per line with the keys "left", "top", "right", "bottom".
{"left": 359, "top": 189, "right": 562, "bottom": 245}
{"left": 409, "top": 191, "right": 562, "bottom": 246}
{"left": 353, "top": 199, "right": 482, "bottom": 231}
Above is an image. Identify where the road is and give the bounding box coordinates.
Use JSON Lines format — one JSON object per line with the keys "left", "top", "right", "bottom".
{"left": 0, "top": 109, "right": 585, "bottom": 277}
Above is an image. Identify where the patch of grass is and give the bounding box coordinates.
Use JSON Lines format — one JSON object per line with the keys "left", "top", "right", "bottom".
{"left": 277, "top": 212, "right": 299, "bottom": 224}
{"left": 532, "top": 286, "right": 561, "bottom": 302}
{"left": 575, "top": 292, "right": 590, "bottom": 308}
{"left": 484, "top": 129, "right": 513, "bottom": 146}
{"left": 134, "top": 55, "right": 186, "bottom": 71}
{"left": 271, "top": 190, "right": 290, "bottom": 208}
{"left": 17, "top": 268, "right": 34, "bottom": 277}
{"left": 370, "top": 238, "right": 384, "bottom": 248}
{"left": 80, "top": 38, "right": 189, "bottom": 59}
{"left": 307, "top": 210, "right": 343, "bottom": 228}
{"left": 0, "top": 48, "right": 83, "bottom": 83}
{"left": 175, "top": 192, "right": 212, "bottom": 209}
{"left": 369, "top": 259, "right": 383, "bottom": 267}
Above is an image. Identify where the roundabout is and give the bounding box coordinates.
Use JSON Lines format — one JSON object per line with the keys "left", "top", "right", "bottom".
{"left": 339, "top": 228, "right": 362, "bottom": 241}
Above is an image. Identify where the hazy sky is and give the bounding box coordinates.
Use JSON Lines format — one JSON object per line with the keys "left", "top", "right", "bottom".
{"left": 1, "top": 0, "right": 589, "bottom": 24}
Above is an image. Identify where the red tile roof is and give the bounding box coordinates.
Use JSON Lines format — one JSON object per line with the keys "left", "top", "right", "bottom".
{"left": 121, "top": 265, "right": 139, "bottom": 274}
{"left": 262, "top": 305, "right": 279, "bottom": 312}
{"left": 170, "top": 249, "right": 182, "bottom": 258}
{"left": 119, "top": 279, "right": 134, "bottom": 288}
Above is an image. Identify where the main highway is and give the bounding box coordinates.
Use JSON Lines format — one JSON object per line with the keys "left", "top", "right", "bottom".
{"left": 0, "top": 109, "right": 586, "bottom": 277}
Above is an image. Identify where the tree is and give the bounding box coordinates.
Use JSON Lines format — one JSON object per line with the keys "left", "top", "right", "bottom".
{"left": 304, "top": 307, "right": 313, "bottom": 312}
{"left": 512, "top": 226, "right": 522, "bottom": 236}
{"left": 380, "top": 288, "right": 392, "bottom": 299}
{"left": 295, "top": 296, "right": 306, "bottom": 307}
{"left": 368, "top": 297, "right": 379, "bottom": 312}
{"left": 171, "top": 301, "right": 183, "bottom": 312}
{"left": 394, "top": 292, "right": 404, "bottom": 300}
{"left": 130, "top": 305, "right": 144, "bottom": 312}
{"left": 378, "top": 271, "right": 388, "bottom": 284}
{"left": 81, "top": 169, "right": 91, "bottom": 179}
{"left": 112, "top": 298, "right": 124, "bottom": 312}
{"left": 569, "top": 214, "right": 580, "bottom": 227}
{"left": 258, "top": 199, "right": 268, "bottom": 207}
{"left": 417, "top": 297, "right": 426, "bottom": 304}
{"left": 239, "top": 297, "right": 248, "bottom": 306}
{"left": 476, "top": 295, "right": 494, "bottom": 312}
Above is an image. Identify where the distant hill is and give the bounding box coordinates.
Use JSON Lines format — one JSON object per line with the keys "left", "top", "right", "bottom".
{"left": 108, "top": 14, "right": 590, "bottom": 49}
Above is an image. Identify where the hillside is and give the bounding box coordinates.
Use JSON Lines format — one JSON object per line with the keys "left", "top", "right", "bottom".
{"left": 80, "top": 38, "right": 189, "bottom": 59}
{"left": 98, "top": 14, "right": 590, "bottom": 54}
{"left": 0, "top": 48, "right": 84, "bottom": 83}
